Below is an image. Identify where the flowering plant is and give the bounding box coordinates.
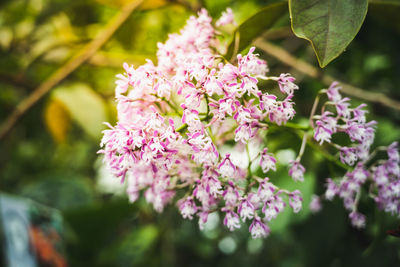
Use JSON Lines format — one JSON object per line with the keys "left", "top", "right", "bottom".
{"left": 99, "top": 8, "right": 399, "bottom": 238}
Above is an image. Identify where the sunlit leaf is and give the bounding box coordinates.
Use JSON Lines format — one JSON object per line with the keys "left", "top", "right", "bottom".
{"left": 225, "top": 2, "right": 288, "bottom": 60}
{"left": 52, "top": 83, "right": 108, "bottom": 139}
{"left": 0, "top": 27, "right": 13, "bottom": 49}
{"left": 289, "top": 0, "right": 368, "bottom": 67}
{"left": 44, "top": 98, "right": 70, "bottom": 143}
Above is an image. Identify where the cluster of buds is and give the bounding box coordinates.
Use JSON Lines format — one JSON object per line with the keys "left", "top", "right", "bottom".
{"left": 99, "top": 9, "right": 304, "bottom": 238}
{"left": 310, "top": 82, "right": 400, "bottom": 228}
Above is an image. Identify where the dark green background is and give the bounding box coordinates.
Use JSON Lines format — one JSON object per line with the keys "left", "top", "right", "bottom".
{"left": 0, "top": 0, "right": 399, "bottom": 266}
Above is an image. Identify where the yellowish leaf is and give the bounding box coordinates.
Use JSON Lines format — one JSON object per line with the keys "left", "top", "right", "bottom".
{"left": 44, "top": 98, "right": 70, "bottom": 143}
{"left": 52, "top": 83, "right": 108, "bottom": 139}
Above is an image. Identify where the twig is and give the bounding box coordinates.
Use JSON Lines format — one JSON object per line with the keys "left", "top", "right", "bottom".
{"left": 0, "top": 0, "right": 144, "bottom": 141}
{"left": 296, "top": 132, "right": 308, "bottom": 161}
{"left": 309, "top": 94, "right": 321, "bottom": 128}
{"left": 254, "top": 39, "right": 400, "bottom": 111}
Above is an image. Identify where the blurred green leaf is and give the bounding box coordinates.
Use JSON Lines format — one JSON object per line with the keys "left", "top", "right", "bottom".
{"left": 98, "top": 224, "right": 159, "bottom": 266}
{"left": 52, "top": 83, "right": 108, "bottom": 139}
{"left": 225, "top": 2, "right": 288, "bottom": 60}
{"left": 20, "top": 176, "right": 95, "bottom": 210}
{"left": 289, "top": 0, "right": 368, "bottom": 67}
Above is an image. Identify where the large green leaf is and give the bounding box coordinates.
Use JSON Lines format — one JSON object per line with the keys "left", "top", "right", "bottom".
{"left": 289, "top": 0, "right": 368, "bottom": 67}
{"left": 225, "top": 2, "right": 288, "bottom": 60}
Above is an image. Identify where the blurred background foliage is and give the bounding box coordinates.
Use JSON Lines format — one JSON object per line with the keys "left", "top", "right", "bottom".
{"left": 0, "top": 0, "right": 400, "bottom": 266}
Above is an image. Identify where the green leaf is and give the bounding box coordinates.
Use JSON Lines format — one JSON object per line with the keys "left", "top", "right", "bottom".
{"left": 289, "top": 0, "right": 368, "bottom": 67}
{"left": 52, "top": 83, "right": 108, "bottom": 139}
{"left": 225, "top": 2, "right": 288, "bottom": 60}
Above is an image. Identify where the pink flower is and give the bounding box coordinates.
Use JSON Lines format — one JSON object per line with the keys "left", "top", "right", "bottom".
{"left": 263, "top": 195, "right": 286, "bottom": 221}
{"left": 238, "top": 198, "right": 255, "bottom": 221}
{"left": 198, "top": 211, "right": 209, "bottom": 230}
{"left": 257, "top": 178, "right": 276, "bottom": 202}
{"left": 288, "top": 160, "right": 305, "bottom": 182}
{"left": 260, "top": 148, "right": 277, "bottom": 173}
{"left": 309, "top": 195, "right": 322, "bottom": 213}
{"left": 216, "top": 8, "right": 236, "bottom": 27}
{"left": 179, "top": 197, "right": 197, "bottom": 220}
{"left": 325, "top": 178, "right": 338, "bottom": 200}
{"left": 388, "top": 142, "right": 399, "bottom": 162}
{"left": 314, "top": 123, "right": 333, "bottom": 145}
{"left": 222, "top": 182, "right": 240, "bottom": 207}
{"left": 276, "top": 73, "right": 298, "bottom": 95}
{"left": 218, "top": 153, "right": 236, "bottom": 178}
{"left": 204, "top": 72, "right": 223, "bottom": 95}
{"left": 259, "top": 93, "right": 277, "bottom": 112}
{"left": 238, "top": 47, "right": 269, "bottom": 77}
{"left": 288, "top": 190, "right": 303, "bottom": 213}
{"left": 204, "top": 176, "right": 222, "bottom": 197}
{"left": 349, "top": 211, "right": 366, "bottom": 229}
{"left": 223, "top": 211, "right": 241, "bottom": 231}
{"left": 234, "top": 124, "right": 253, "bottom": 143}
{"left": 326, "top": 81, "right": 342, "bottom": 103}
{"left": 350, "top": 163, "right": 369, "bottom": 184}
{"left": 340, "top": 147, "right": 358, "bottom": 166}
{"left": 249, "top": 219, "right": 270, "bottom": 239}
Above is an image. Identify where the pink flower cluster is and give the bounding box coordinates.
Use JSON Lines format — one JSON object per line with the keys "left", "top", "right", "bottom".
{"left": 99, "top": 9, "right": 303, "bottom": 238}
{"left": 310, "top": 82, "right": 400, "bottom": 228}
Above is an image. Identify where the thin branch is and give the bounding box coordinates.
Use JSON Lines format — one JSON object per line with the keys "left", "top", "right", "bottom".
{"left": 0, "top": 0, "right": 144, "bottom": 141}
{"left": 254, "top": 38, "right": 400, "bottom": 111}
{"left": 309, "top": 94, "right": 320, "bottom": 128}
{"left": 296, "top": 132, "right": 308, "bottom": 161}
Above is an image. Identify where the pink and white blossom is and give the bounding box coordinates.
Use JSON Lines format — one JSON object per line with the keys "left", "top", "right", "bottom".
{"left": 99, "top": 8, "right": 305, "bottom": 239}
